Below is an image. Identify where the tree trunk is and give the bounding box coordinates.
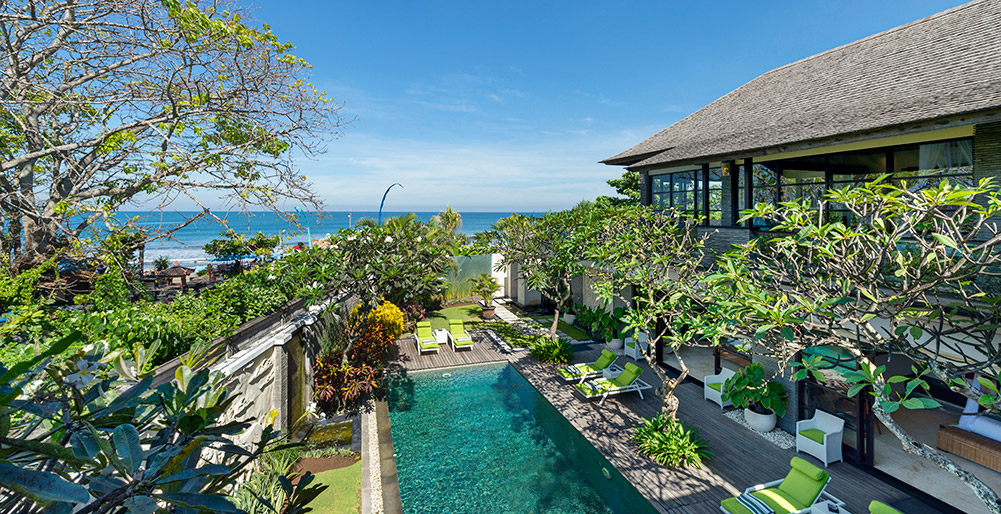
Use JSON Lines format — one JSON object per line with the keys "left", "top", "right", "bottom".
{"left": 872, "top": 401, "right": 1001, "bottom": 513}
{"left": 550, "top": 307, "right": 560, "bottom": 340}
{"left": 857, "top": 354, "right": 1001, "bottom": 513}
{"left": 643, "top": 336, "right": 689, "bottom": 418}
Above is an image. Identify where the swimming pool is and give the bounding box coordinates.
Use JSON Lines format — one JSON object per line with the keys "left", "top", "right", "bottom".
{"left": 386, "top": 363, "right": 659, "bottom": 514}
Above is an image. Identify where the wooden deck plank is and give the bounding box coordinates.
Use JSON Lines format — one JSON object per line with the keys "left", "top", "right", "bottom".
{"left": 388, "top": 332, "right": 924, "bottom": 514}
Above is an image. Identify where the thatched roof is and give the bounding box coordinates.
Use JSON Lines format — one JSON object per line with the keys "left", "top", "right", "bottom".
{"left": 605, "top": 0, "right": 1001, "bottom": 169}
{"left": 158, "top": 264, "right": 194, "bottom": 277}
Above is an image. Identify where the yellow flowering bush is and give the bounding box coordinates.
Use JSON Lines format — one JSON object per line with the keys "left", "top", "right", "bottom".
{"left": 351, "top": 299, "right": 404, "bottom": 340}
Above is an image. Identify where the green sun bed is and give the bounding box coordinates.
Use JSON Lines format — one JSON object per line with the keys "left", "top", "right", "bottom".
{"left": 574, "top": 362, "right": 651, "bottom": 405}
{"left": 448, "top": 319, "right": 474, "bottom": 350}
{"left": 868, "top": 500, "right": 903, "bottom": 514}
{"left": 557, "top": 349, "right": 618, "bottom": 383}
{"left": 719, "top": 457, "right": 843, "bottom": 514}
{"left": 414, "top": 321, "right": 438, "bottom": 354}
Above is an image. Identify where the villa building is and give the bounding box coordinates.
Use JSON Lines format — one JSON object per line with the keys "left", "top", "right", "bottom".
{"left": 600, "top": 1, "right": 1001, "bottom": 513}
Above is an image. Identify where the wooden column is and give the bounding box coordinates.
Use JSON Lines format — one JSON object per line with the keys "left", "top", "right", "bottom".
{"left": 702, "top": 163, "right": 710, "bottom": 225}
{"left": 743, "top": 158, "right": 754, "bottom": 228}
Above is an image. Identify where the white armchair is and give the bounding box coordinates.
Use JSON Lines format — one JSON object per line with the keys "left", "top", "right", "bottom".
{"left": 703, "top": 367, "right": 736, "bottom": 409}
{"left": 796, "top": 410, "right": 845, "bottom": 466}
{"left": 623, "top": 332, "right": 648, "bottom": 361}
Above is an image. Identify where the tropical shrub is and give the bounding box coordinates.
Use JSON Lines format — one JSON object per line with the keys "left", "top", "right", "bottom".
{"left": 204, "top": 229, "right": 280, "bottom": 258}
{"left": 352, "top": 299, "right": 404, "bottom": 341}
{"left": 528, "top": 334, "right": 574, "bottom": 364}
{"left": 632, "top": 414, "right": 713, "bottom": 468}
{"left": 0, "top": 331, "right": 313, "bottom": 514}
{"left": 313, "top": 355, "right": 381, "bottom": 413}
{"left": 347, "top": 321, "right": 396, "bottom": 367}
{"left": 467, "top": 273, "right": 500, "bottom": 307}
{"left": 233, "top": 447, "right": 323, "bottom": 514}
{"left": 722, "top": 363, "right": 788, "bottom": 417}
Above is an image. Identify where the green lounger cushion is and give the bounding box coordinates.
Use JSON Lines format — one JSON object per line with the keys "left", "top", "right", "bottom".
{"left": 613, "top": 362, "right": 642, "bottom": 387}
{"left": 707, "top": 382, "right": 723, "bottom": 391}
{"left": 721, "top": 457, "right": 828, "bottom": 514}
{"left": 868, "top": 500, "right": 903, "bottom": 514}
{"left": 448, "top": 320, "right": 473, "bottom": 345}
{"left": 799, "top": 428, "right": 826, "bottom": 444}
{"left": 558, "top": 350, "right": 616, "bottom": 379}
{"left": 415, "top": 321, "right": 436, "bottom": 347}
{"left": 777, "top": 457, "right": 829, "bottom": 508}
{"left": 720, "top": 489, "right": 799, "bottom": 514}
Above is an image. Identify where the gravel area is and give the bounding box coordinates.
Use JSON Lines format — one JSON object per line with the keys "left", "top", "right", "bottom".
{"left": 722, "top": 409, "right": 795, "bottom": 450}
{"left": 365, "top": 407, "right": 383, "bottom": 514}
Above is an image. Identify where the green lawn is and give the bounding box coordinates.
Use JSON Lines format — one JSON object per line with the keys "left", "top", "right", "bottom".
{"left": 403, "top": 304, "right": 484, "bottom": 336}
{"left": 307, "top": 461, "right": 362, "bottom": 514}
{"left": 527, "top": 316, "right": 592, "bottom": 341}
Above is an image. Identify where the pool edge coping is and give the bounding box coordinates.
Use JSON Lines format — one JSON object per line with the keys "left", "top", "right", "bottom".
{"left": 375, "top": 400, "right": 403, "bottom": 514}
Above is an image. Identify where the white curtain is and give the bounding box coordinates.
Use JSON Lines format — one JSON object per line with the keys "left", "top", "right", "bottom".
{"left": 919, "top": 140, "right": 973, "bottom": 171}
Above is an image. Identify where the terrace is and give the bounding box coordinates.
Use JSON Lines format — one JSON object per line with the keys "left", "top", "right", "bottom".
{"left": 373, "top": 319, "right": 930, "bottom": 514}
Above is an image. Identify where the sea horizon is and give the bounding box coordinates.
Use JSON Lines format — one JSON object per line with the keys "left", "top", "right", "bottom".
{"left": 114, "top": 210, "right": 529, "bottom": 269}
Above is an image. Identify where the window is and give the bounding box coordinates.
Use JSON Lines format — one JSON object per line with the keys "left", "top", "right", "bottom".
{"left": 708, "top": 167, "right": 723, "bottom": 225}
{"left": 748, "top": 163, "right": 779, "bottom": 227}
{"left": 650, "top": 170, "right": 702, "bottom": 217}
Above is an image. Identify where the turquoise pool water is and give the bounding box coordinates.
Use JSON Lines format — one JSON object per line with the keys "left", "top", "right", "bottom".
{"left": 386, "top": 363, "right": 659, "bottom": 514}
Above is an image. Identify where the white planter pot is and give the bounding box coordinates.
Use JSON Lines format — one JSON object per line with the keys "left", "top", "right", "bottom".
{"left": 744, "top": 408, "right": 777, "bottom": 432}
{"left": 562, "top": 314, "right": 575, "bottom": 325}
{"left": 606, "top": 338, "right": 624, "bottom": 350}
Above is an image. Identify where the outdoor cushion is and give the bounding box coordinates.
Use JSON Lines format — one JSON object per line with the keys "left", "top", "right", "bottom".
{"left": 416, "top": 321, "right": 433, "bottom": 339}
{"left": 720, "top": 489, "right": 797, "bottom": 514}
{"left": 799, "top": 428, "right": 826, "bottom": 444}
{"left": 613, "top": 362, "right": 642, "bottom": 387}
{"left": 869, "top": 500, "right": 903, "bottom": 514}
{"left": 707, "top": 382, "right": 723, "bottom": 391}
{"left": 778, "top": 457, "right": 829, "bottom": 508}
{"left": 593, "top": 349, "right": 616, "bottom": 369}
{"left": 419, "top": 340, "right": 438, "bottom": 349}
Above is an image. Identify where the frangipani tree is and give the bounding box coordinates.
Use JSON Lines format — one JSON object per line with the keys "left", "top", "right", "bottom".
{"left": 708, "top": 177, "right": 1001, "bottom": 512}
{"left": 587, "top": 205, "right": 721, "bottom": 417}
{"left": 0, "top": 0, "right": 345, "bottom": 267}
{"left": 489, "top": 207, "right": 598, "bottom": 340}
{"left": 0, "top": 331, "right": 321, "bottom": 514}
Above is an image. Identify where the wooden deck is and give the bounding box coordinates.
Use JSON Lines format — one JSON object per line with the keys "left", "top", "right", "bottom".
{"left": 389, "top": 331, "right": 933, "bottom": 514}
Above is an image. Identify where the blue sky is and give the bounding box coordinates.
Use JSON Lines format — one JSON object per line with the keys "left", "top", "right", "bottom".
{"left": 237, "top": 0, "right": 965, "bottom": 213}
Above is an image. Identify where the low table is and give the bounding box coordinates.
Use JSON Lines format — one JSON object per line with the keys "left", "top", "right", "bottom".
{"left": 602, "top": 364, "right": 623, "bottom": 380}
{"left": 432, "top": 328, "right": 450, "bottom": 347}
{"left": 811, "top": 501, "right": 850, "bottom": 514}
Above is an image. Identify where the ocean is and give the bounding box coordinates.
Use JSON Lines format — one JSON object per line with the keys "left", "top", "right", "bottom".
{"left": 114, "top": 211, "right": 528, "bottom": 268}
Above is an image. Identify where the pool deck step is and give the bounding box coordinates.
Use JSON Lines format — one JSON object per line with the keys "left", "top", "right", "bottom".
{"left": 388, "top": 333, "right": 927, "bottom": 514}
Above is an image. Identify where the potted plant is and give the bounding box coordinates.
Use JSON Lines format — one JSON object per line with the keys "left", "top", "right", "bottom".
{"left": 592, "top": 307, "right": 626, "bottom": 350}
{"left": 722, "top": 363, "right": 788, "bottom": 432}
{"left": 468, "top": 273, "right": 501, "bottom": 320}
{"left": 562, "top": 305, "right": 575, "bottom": 325}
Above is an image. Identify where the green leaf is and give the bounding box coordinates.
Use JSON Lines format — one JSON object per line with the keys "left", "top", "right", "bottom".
{"left": 908, "top": 326, "right": 923, "bottom": 340}
{"left": 754, "top": 324, "right": 775, "bottom": 341}
{"left": 0, "top": 331, "right": 81, "bottom": 384}
{"left": 124, "top": 496, "right": 158, "bottom": 514}
{"left": 880, "top": 401, "right": 900, "bottom": 414}
{"left": 885, "top": 375, "right": 909, "bottom": 384}
{"left": 846, "top": 384, "right": 866, "bottom": 398}
{"left": 113, "top": 424, "right": 143, "bottom": 475}
{"left": 978, "top": 394, "right": 996, "bottom": 406}
{"left": 0, "top": 461, "right": 90, "bottom": 504}
{"left": 932, "top": 233, "right": 959, "bottom": 249}
{"left": 156, "top": 464, "right": 232, "bottom": 484}
{"left": 157, "top": 492, "right": 241, "bottom": 512}
{"left": 977, "top": 377, "right": 999, "bottom": 393}
{"left": 0, "top": 437, "right": 91, "bottom": 468}
{"left": 779, "top": 326, "right": 795, "bottom": 343}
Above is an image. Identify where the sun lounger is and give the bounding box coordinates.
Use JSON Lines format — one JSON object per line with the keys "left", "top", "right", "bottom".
{"left": 574, "top": 362, "right": 651, "bottom": 405}
{"left": 720, "top": 457, "right": 843, "bottom": 514}
{"left": 557, "top": 349, "right": 618, "bottom": 383}
{"left": 448, "top": 319, "right": 474, "bottom": 350}
{"left": 414, "top": 321, "right": 438, "bottom": 354}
